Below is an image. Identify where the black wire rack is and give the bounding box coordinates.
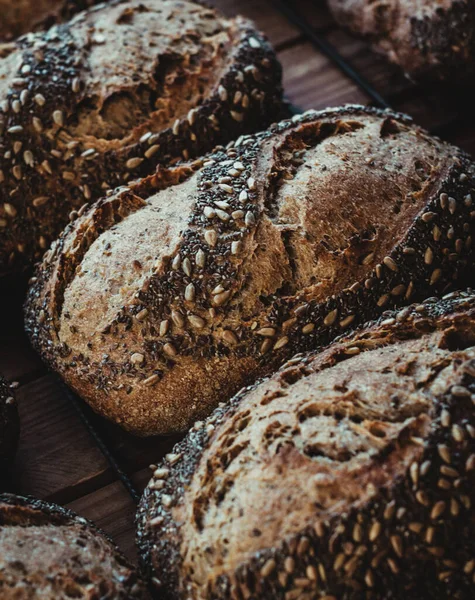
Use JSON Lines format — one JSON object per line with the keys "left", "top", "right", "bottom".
{"left": 63, "top": 0, "right": 464, "bottom": 507}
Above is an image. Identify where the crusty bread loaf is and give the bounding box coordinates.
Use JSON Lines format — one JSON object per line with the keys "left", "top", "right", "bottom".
{"left": 0, "top": 0, "right": 101, "bottom": 41}
{"left": 0, "top": 0, "right": 282, "bottom": 275}
{"left": 328, "top": 0, "right": 475, "bottom": 82}
{"left": 0, "top": 493, "right": 148, "bottom": 598}
{"left": 0, "top": 375, "right": 19, "bottom": 470}
{"left": 25, "top": 105, "right": 475, "bottom": 436}
{"left": 137, "top": 290, "right": 475, "bottom": 600}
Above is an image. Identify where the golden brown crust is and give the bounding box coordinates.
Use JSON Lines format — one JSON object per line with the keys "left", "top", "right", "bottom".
{"left": 136, "top": 289, "right": 475, "bottom": 600}
{"left": 25, "top": 105, "right": 475, "bottom": 436}
{"left": 328, "top": 0, "right": 475, "bottom": 82}
{"left": 0, "top": 375, "right": 19, "bottom": 470}
{"left": 0, "top": 0, "right": 282, "bottom": 275}
{"left": 0, "top": 493, "right": 148, "bottom": 598}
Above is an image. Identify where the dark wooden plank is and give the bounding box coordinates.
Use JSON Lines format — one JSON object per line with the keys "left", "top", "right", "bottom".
{"left": 10, "top": 374, "right": 113, "bottom": 501}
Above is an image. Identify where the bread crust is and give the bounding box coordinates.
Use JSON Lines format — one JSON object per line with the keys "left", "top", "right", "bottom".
{"left": 0, "top": 0, "right": 101, "bottom": 41}
{"left": 0, "top": 375, "right": 19, "bottom": 470}
{"left": 136, "top": 289, "right": 475, "bottom": 599}
{"left": 328, "top": 0, "right": 475, "bottom": 82}
{"left": 0, "top": 0, "right": 282, "bottom": 275}
{"left": 25, "top": 105, "right": 475, "bottom": 436}
{"left": 0, "top": 492, "right": 148, "bottom": 598}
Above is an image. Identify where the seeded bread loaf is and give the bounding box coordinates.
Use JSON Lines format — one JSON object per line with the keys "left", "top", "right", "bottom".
{"left": 0, "top": 375, "right": 19, "bottom": 471}
{"left": 0, "top": 493, "right": 148, "bottom": 598}
{"left": 0, "top": 0, "right": 282, "bottom": 275}
{"left": 0, "top": 0, "right": 101, "bottom": 41}
{"left": 328, "top": 0, "right": 475, "bottom": 82}
{"left": 25, "top": 105, "right": 475, "bottom": 436}
{"left": 137, "top": 290, "right": 475, "bottom": 600}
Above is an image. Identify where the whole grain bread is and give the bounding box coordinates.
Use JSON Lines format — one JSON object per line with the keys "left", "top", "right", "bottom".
{"left": 328, "top": 0, "right": 475, "bottom": 82}
{"left": 0, "top": 0, "right": 282, "bottom": 275}
{"left": 137, "top": 289, "right": 475, "bottom": 600}
{"left": 0, "top": 0, "right": 101, "bottom": 41}
{"left": 0, "top": 375, "right": 19, "bottom": 471}
{"left": 0, "top": 493, "right": 148, "bottom": 598}
{"left": 25, "top": 105, "right": 475, "bottom": 436}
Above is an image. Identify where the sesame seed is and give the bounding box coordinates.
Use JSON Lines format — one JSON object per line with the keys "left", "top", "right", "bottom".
{"left": 185, "top": 283, "right": 196, "bottom": 302}
{"left": 188, "top": 314, "right": 205, "bottom": 329}
{"left": 260, "top": 559, "right": 276, "bottom": 578}
{"left": 430, "top": 268, "right": 442, "bottom": 285}
{"left": 302, "top": 323, "right": 314, "bottom": 334}
{"left": 383, "top": 256, "right": 398, "bottom": 272}
{"left": 424, "top": 247, "right": 434, "bottom": 265}
{"left": 438, "top": 444, "right": 451, "bottom": 464}
{"left": 126, "top": 157, "right": 143, "bottom": 170}
{"left": 323, "top": 309, "right": 338, "bottom": 326}
{"left": 7, "top": 125, "right": 23, "bottom": 134}
{"left": 182, "top": 257, "right": 192, "bottom": 277}
{"left": 273, "top": 336, "right": 288, "bottom": 350}
{"left": 245, "top": 211, "right": 255, "bottom": 226}
{"left": 171, "top": 310, "right": 185, "bottom": 328}
{"left": 53, "top": 110, "right": 64, "bottom": 126}
{"left": 136, "top": 308, "right": 149, "bottom": 322}
{"left": 256, "top": 327, "right": 276, "bottom": 337}
{"left": 4, "top": 203, "right": 17, "bottom": 217}
{"left": 452, "top": 424, "right": 464, "bottom": 442}
{"left": 430, "top": 501, "right": 446, "bottom": 520}
{"left": 219, "top": 183, "right": 233, "bottom": 194}
{"left": 230, "top": 110, "right": 244, "bottom": 122}
{"left": 195, "top": 249, "right": 206, "bottom": 268}
{"left": 131, "top": 353, "right": 144, "bottom": 365}
{"left": 159, "top": 320, "right": 169, "bottom": 336}
{"left": 34, "top": 93, "right": 46, "bottom": 106}
{"left": 145, "top": 145, "right": 160, "bottom": 159}
{"left": 143, "top": 374, "right": 159, "bottom": 387}
{"left": 218, "top": 85, "right": 227, "bottom": 102}
{"left": 163, "top": 343, "right": 177, "bottom": 357}
{"left": 204, "top": 230, "right": 218, "bottom": 247}
{"left": 340, "top": 314, "right": 355, "bottom": 328}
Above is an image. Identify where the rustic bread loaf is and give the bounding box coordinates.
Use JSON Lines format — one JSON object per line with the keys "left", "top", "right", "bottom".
{"left": 25, "top": 105, "right": 475, "bottom": 436}
{"left": 137, "top": 290, "right": 475, "bottom": 600}
{"left": 0, "top": 375, "right": 19, "bottom": 470}
{"left": 0, "top": 0, "right": 282, "bottom": 275}
{"left": 0, "top": 493, "right": 148, "bottom": 598}
{"left": 0, "top": 0, "right": 101, "bottom": 41}
{"left": 328, "top": 0, "right": 475, "bottom": 82}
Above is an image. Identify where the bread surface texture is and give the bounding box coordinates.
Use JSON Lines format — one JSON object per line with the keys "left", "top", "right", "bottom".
{"left": 137, "top": 290, "right": 475, "bottom": 600}
{"left": 0, "top": 0, "right": 101, "bottom": 41}
{"left": 328, "top": 0, "right": 475, "bottom": 82}
{"left": 25, "top": 105, "right": 475, "bottom": 435}
{"left": 0, "top": 0, "right": 282, "bottom": 275}
{"left": 0, "top": 375, "right": 19, "bottom": 470}
{"left": 0, "top": 493, "right": 147, "bottom": 598}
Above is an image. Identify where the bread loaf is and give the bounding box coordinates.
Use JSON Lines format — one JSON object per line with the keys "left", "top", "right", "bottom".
{"left": 137, "top": 290, "right": 475, "bottom": 600}
{"left": 0, "top": 0, "right": 282, "bottom": 275}
{"left": 0, "top": 0, "right": 100, "bottom": 41}
{"left": 328, "top": 0, "right": 475, "bottom": 82}
{"left": 0, "top": 493, "right": 148, "bottom": 598}
{"left": 0, "top": 375, "right": 19, "bottom": 470}
{"left": 25, "top": 105, "right": 475, "bottom": 436}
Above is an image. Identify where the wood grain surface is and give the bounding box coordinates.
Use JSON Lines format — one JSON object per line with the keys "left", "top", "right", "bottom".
{"left": 1, "top": 0, "right": 474, "bottom": 565}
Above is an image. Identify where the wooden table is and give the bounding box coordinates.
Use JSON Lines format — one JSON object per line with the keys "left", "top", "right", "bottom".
{"left": 1, "top": 0, "right": 474, "bottom": 565}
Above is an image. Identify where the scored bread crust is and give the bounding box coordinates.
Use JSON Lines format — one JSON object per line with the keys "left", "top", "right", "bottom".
{"left": 328, "top": 0, "right": 475, "bottom": 82}
{"left": 0, "top": 0, "right": 101, "bottom": 41}
{"left": 25, "top": 105, "right": 475, "bottom": 436}
{"left": 0, "top": 493, "right": 148, "bottom": 598}
{"left": 136, "top": 290, "right": 475, "bottom": 600}
{"left": 0, "top": 375, "right": 19, "bottom": 470}
{"left": 0, "top": 0, "right": 282, "bottom": 275}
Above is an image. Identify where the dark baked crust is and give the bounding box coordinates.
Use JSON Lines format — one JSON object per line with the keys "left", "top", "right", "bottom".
{"left": 0, "top": 0, "right": 283, "bottom": 275}
{"left": 24, "top": 104, "right": 475, "bottom": 435}
{"left": 0, "top": 375, "right": 19, "bottom": 470}
{"left": 136, "top": 289, "right": 475, "bottom": 600}
{"left": 328, "top": 0, "right": 475, "bottom": 82}
{"left": 0, "top": 0, "right": 102, "bottom": 41}
{"left": 0, "top": 493, "right": 148, "bottom": 598}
